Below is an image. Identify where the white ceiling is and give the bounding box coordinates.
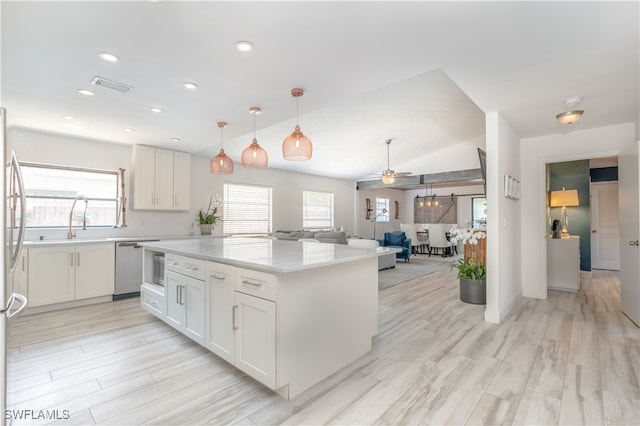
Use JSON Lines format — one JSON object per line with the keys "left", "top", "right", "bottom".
{"left": 1, "top": 1, "right": 638, "bottom": 182}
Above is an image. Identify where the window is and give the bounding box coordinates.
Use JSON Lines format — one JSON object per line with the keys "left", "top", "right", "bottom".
{"left": 302, "top": 191, "right": 334, "bottom": 230}
{"left": 20, "top": 163, "right": 118, "bottom": 228}
{"left": 223, "top": 183, "right": 272, "bottom": 234}
{"left": 375, "top": 197, "right": 390, "bottom": 222}
{"left": 472, "top": 197, "right": 487, "bottom": 228}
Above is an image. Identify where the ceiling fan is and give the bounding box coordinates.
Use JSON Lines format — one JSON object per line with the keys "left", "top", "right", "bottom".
{"left": 376, "top": 139, "right": 412, "bottom": 184}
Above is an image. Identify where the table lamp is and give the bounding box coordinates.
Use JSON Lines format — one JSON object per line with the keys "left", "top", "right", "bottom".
{"left": 549, "top": 188, "right": 579, "bottom": 238}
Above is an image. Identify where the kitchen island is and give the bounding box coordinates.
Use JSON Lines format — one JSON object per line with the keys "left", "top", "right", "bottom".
{"left": 140, "top": 237, "right": 380, "bottom": 399}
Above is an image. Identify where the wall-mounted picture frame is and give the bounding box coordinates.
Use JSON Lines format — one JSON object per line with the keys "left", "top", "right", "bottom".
{"left": 365, "top": 198, "right": 372, "bottom": 220}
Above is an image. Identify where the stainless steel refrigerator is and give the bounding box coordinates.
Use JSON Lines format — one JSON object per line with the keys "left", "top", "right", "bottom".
{"left": 1, "top": 107, "right": 28, "bottom": 422}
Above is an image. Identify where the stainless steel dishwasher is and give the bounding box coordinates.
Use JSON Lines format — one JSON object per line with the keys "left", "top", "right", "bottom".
{"left": 114, "top": 240, "right": 158, "bottom": 300}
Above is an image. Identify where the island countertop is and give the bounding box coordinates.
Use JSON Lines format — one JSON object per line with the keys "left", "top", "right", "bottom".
{"left": 141, "top": 237, "right": 386, "bottom": 273}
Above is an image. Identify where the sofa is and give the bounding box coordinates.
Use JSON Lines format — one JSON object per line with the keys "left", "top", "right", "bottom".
{"left": 271, "top": 230, "right": 349, "bottom": 244}
{"left": 377, "top": 231, "right": 412, "bottom": 262}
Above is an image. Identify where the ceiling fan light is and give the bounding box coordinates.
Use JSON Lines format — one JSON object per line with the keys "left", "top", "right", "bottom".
{"left": 556, "top": 110, "right": 584, "bottom": 125}
{"left": 283, "top": 125, "right": 312, "bottom": 160}
{"left": 382, "top": 171, "right": 395, "bottom": 185}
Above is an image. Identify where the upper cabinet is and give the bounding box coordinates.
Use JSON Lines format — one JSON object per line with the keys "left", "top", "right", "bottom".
{"left": 131, "top": 145, "right": 191, "bottom": 211}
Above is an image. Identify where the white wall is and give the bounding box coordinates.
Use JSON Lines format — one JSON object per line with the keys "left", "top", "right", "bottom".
{"left": 485, "top": 112, "right": 522, "bottom": 324}
{"left": 356, "top": 188, "right": 406, "bottom": 240}
{"left": 10, "top": 128, "right": 357, "bottom": 240}
{"left": 520, "top": 122, "right": 635, "bottom": 300}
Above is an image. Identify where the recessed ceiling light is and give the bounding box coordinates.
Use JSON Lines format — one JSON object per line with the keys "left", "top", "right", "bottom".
{"left": 99, "top": 51, "right": 120, "bottom": 62}
{"left": 235, "top": 41, "right": 254, "bottom": 52}
{"left": 124, "top": 128, "right": 135, "bottom": 133}
{"left": 78, "top": 89, "right": 95, "bottom": 96}
{"left": 183, "top": 82, "right": 198, "bottom": 90}
{"left": 62, "top": 115, "right": 75, "bottom": 120}
{"left": 171, "top": 138, "right": 181, "bottom": 143}
{"left": 150, "top": 107, "right": 163, "bottom": 113}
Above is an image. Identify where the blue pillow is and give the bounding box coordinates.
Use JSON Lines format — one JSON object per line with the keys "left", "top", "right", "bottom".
{"left": 387, "top": 232, "right": 405, "bottom": 246}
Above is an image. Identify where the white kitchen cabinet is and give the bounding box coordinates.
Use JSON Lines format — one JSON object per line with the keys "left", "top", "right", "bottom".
{"left": 233, "top": 291, "right": 276, "bottom": 389}
{"left": 28, "top": 246, "right": 75, "bottom": 307}
{"left": 165, "top": 254, "right": 206, "bottom": 344}
{"left": 205, "top": 261, "right": 235, "bottom": 364}
{"left": 74, "top": 243, "right": 115, "bottom": 299}
{"left": 132, "top": 145, "right": 191, "bottom": 211}
{"left": 173, "top": 151, "right": 191, "bottom": 210}
{"left": 547, "top": 237, "right": 580, "bottom": 292}
{"left": 28, "top": 243, "right": 115, "bottom": 307}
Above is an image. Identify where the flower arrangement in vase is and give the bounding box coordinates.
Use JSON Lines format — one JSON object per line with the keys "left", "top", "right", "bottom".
{"left": 197, "top": 194, "right": 222, "bottom": 235}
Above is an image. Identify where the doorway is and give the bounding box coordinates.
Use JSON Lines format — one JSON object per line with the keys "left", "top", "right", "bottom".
{"left": 591, "top": 181, "right": 620, "bottom": 270}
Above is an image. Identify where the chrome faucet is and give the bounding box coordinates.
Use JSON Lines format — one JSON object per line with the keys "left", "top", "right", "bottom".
{"left": 68, "top": 195, "right": 88, "bottom": 239}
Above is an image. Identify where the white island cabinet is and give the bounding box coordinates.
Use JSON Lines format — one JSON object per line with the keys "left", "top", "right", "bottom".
{"left": 140, "top": 237, "right": 381, "bottom": 399}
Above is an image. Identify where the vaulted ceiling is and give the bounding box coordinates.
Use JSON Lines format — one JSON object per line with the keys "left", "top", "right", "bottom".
{"left": 2, "top": 1, "right": 638, "bottom": 182}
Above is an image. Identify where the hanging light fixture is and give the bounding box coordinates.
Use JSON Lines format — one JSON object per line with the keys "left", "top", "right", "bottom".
{"left": 241, "top": 107, "right": 268, "bottom": 168}
{"left": 210, "top": 121, "right": 234, "bottom": 175}
{"left": 282, "top": 88, "right": 313, "bottom": 160}
{"left": 556, "top": 96, "right": 584, "bottom": 125}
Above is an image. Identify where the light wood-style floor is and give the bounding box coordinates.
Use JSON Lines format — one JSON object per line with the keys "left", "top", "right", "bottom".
{"left": 7, "top": 263, "right": 640, "bottom": 425}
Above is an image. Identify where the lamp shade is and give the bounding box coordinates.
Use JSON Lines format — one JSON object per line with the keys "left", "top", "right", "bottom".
{"left": 241, "top": 138, "right": 268, "bottom": 168}
{"left": 210, "top": 148, "right": 234, "bottom": 174}
{"left": 550, "top": 189, "right": 579, "bottom": 207}
{"left": 556, "top": 110, "right": 584, "bottom": 125}
{"left": 282, "top": 125, "right": 312, "bottom": 160}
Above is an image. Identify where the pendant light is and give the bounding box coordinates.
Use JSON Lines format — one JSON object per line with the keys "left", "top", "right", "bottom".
{"left": 210, "top": 121, "right": 234, "bottom": 175}
{"left": 282, "top": 88, "right": 312, "bottom": 161}
{"left": 241, "top": 107, "right": 268, "bottom": 168}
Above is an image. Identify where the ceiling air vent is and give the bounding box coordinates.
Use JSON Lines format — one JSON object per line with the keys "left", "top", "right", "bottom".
{"left": 90, "top": 76, "right": 134, "bottom": 94}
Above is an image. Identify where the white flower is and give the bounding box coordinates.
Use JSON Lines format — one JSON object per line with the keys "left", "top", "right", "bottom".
{"left": 449, "top": 226, "right": 486, "bottom": 245}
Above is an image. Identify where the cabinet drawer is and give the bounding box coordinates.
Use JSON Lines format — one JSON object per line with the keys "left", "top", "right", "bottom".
{"left": 234, "top": 268, "right": 277, "bottom": 301}
{"left": 141, "top": 284, "right": 165, "bottom": 318}
{"left": 165, "top": 254, "right": 205, "bottom": 280}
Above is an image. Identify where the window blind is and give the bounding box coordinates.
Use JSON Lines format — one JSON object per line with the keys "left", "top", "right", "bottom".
{"left": 303, "top": 191, "right": 334, "bottom": 229}
{"left": 223, "top": 183, "right": 272, "bottom": 234}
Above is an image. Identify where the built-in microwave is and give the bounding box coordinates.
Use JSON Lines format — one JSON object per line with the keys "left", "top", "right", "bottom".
{"left": 153, "top": 253, "right": 165, "bottom": 285}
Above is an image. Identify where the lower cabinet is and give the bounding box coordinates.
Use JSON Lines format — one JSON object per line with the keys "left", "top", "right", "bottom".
{"left": 28, "top": 243, "right": 115, "bottom": 307}
{"left": 205, "top": 262, "right": 277, "bottom": 389}
{"left": 233, "top": 291, "right": 276, "bottom": 388}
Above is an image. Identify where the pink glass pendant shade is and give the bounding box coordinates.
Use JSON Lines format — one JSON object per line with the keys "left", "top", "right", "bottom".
{"left": 210, "top": 148, "right": 234, "bottom": 174}
{"left": 210, "top": 121, "right": 234, "bottom": 175}
{"left": 241, "top": 138, "right": 268, "bottom": 168}
{"left": 282, "top": 88, "right": 312, "bottom": 161}
{"left": 282, "top": 125, "right": 312, "bottom": 160}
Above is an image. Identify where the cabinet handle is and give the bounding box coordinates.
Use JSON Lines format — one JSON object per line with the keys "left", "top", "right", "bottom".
{"left": 77, "top": 253, "right": 80, "bottom": 266}
{"left": 145, "top": 298, "right": 156, "bottom": 307}
{"left": 185, "top": 264, "right": 200, "bottom": 271}
{"left": 70, "top": 253, "right": 74, "bottom": 267}
{"left": 155, "top": 193, "right": 159, "bottom": 206}
{"left": 21, "top": 256, "right": 25, "bottom": 272}
{"left": 630, "top": 240, "right": 639, "bottom": 247}
{"left": 176, "top": 285, "right": 180, "bottom": 304}
{"left": 167, "top": 261, "right": 180, "bottom": 268}
{"left": 241, "top": 279, "right": 263, "bottom": 288}
{"left": 210, "top": 273, "right": 225, "bottom": 280}
{"left": 151, "top": 193, "right": 155, "bottom": 205}
{"left": 180, "top": 285, "right": 185, "bottom": 305}
{"left": 232, "top": 305, "right": 238, "bottom": 330}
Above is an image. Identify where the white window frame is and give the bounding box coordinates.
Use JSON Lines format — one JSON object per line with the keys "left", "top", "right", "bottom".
{"left": 375, "top": 197, "right": 390, "bottom": 223}
{"left": 223, "top": 183, "right": 272, "bottom": 234}
{"left": 302, "top": 190, "right": 334, "bottom": 230}
{"left": 20, "top": 162, "right": 119, "bottom": 228}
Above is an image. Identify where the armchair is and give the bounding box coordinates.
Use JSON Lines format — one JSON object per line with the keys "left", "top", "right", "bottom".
{"left": 377, "top": 231, "right": 411, "bottom": 262}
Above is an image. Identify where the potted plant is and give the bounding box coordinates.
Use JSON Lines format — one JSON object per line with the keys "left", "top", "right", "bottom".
{"left": 450, "top": 257, "right": 486, "bottom": 304}
{"left": 197, "top": 194, "right": 222, "bottom": 235}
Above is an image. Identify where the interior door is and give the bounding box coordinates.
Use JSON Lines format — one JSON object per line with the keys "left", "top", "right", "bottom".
{"left": 591, "top": 182, "right": 620, "bottom": 270}
{"left": 618, "top": 141, "right": 640, "bottom": 327}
